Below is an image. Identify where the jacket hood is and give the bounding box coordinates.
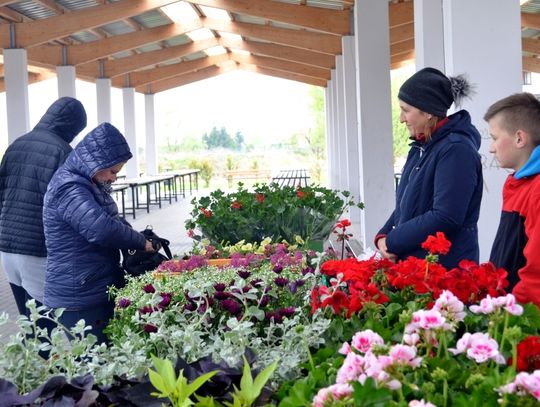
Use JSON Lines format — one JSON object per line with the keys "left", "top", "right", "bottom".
{"left": 33, "top": 97, "right": 87, "bottom": 143}
{"left": 515, "top": 145, "right": 540, "bottom": 179}
{"left": 67, "top": 122, "right": 132, "bottom": 179}
{"left": 430, "top": 110, "right": 482, "bottom": 150}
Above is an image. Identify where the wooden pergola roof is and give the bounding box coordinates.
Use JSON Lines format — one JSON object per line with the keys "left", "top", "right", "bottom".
{"left": 0, "top": 0, "right": 538, "bottom": 93}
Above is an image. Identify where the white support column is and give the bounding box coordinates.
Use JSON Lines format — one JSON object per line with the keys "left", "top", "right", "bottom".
{"left": 335, "top": 55, "right": 348, "bottom": 191}
{"left": 354, "top": 0, "right": 395, "bottom": 250}
{"left": 4, "top": 48, "right": 30, "bottom": 143}
{"left": 56, "top": 65, "right": 76, "bottom": 98}
{"left": 145, "top": 93, "right": 158, "bottom": 175}
{"left": 330, "top": 70, "right": 340, "bottom": 189}
{"left": 414, "top": 0, "right": 445, "bottom": 71}
{"left": 122, "top": 87, "right": 139, "bottom": 178}
{"left": 342, "top": 36, "right": 362, "bottom": 224}
{"left": 324, "top": 83, "right": 334, "bottom": 188}
{"left": 96, "top": 78, "right": 112, "bottom": 124}
{"left": 442, "top": 0, "right": 522, "bottom": 260}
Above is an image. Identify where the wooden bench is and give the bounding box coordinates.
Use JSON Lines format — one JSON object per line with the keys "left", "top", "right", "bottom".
{"left": 225, "top": 169, "right": 272, "bottom": 185}
{"left": 272, "top": 169, "right": 311, "bottom": 188}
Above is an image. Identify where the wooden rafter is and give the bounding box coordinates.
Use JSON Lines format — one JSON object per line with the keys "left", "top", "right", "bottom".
{"left": 203, "top": 17, "right": 341, "bottom": 55}
{"left": 111, "top": 53, "right": 230, "bottom": 88}
{"left": 230, "top": 52, "right": 330, "bottom": 80}
{"left": 77, "top": 37, "right": 218, "bottom": 78}
{"left": 135, "top": 63, "right": 236, "bottom": 94}
{"left": 238, "top": 63, "right": 327, "bottom": 87}
{"left": 523, "top": 55, "right": 540, "bottom": 73}
{"left": 0, "top": 0, "right": 178, "bottom": 48}
{"left": 185, "top": 0, "right": 351, "bottom": 35}
{"left": 522, "top": 12, "right": 540, "bottom": 30}
{"left": 389, "top": 1, "right": 413, "bottom": 27}
{"left": 27, "top": 20, "right": 202, "bottom": 67}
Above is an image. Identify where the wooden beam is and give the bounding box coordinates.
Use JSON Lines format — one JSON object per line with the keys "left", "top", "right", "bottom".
{"left": 389, "top": 1, "right": 414, "bottom": 27}
{"left": 0, "top": 1, "right": 18, "bottom": 5}
{"left": 230, "top": 52, "right": 330, "bottom": 80}
{"left": 27, "top": 20, "right": 202, "bottom": 67}
{"left": 0, "top": 0, "right": 179, "bottom": 48}
{"left": 34, "top": 0, "right": 65, "bottom": 14}
{"left": 185, "top": 0, "right": 350, "bottom": 35}
{"left": 523, "top": 55, "right": 540, "bottom": 73}
{"left": 204, "top": 17, "right": 341, "bottom": 55}
{"left": 238, "top": 63, "right": 327, "bottom": 87}
{"left": 112, "top": 53, "right": 230, "bottom": 87}
{"left": 390, "top": 21, "right": 414, "bottom": 44}
{"left": 219, "top": 37, "right": 335, "bottom": 69}
{"left": 522, "top": 37, "right": 540, "bottom": 55}
{"left": 0, "top": 6, "right": 24, "bottom": 22}
{"left": 390, "top": 38, "right": 414, "bottom": 56}
{"left": 390, "top": 50, "right": 415, "bottom": 68}
{"left": 77, "top": 37, "right": 218, "bottom": 78}
{"left": 522, "top": 12, "right": 540, "bottom": 30}
{"left": 135, "top": 63, "right": 236, "bottom": 94}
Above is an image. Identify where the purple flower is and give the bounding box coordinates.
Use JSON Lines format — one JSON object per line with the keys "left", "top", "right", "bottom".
{"left": 302, "top": 266, "right": 315, "bottom": 276}
{"left": 237, "top": 270, "right": 251, "bottom": 279}
{"left": 143, "top": 324, "right": 158, "bottom": 333}
{"left": 288, "top": 282, "right": 298, "bottom": 294}
{"left": 278, "top": 307, "right": 296, "bottom": 318}
{"left": 221, "top": 299, "right": 242, "bottom": 316}
{"left": 295, "top": 279, "right": 306, "bottom": 287}
{"left": 250, "top": 278, "right": 264, "bottom": 287}
{"left": 214, "top": 291, "right": 230, "bottom": 300}
{"left": 272, "top": 265, "right": 283, "bottom": 274}
{"left": 265, "top": 311, "right": 283, "bottom": 324}
{"left": 138, "top": 305, "right": 154, "bottom": 315}
{"left": 159, "top": 293, "right": 172, "bottom": 308}
{"left": 214, "top": 283, "right": 227, "bottom": 292}
{"left": 274, "top": 277, "right": 289, "bottom": 287}
{"left": 143, "top": 284, "right": 155, "bottom": 293}
{"left": 117, "top": 298, "right": 131, "bottom": 308}
{"left": 184, "top": 302, "right": 197, "bottom": 312}
{"left": 259, "top": 295, "right": 270, "bottom": 307}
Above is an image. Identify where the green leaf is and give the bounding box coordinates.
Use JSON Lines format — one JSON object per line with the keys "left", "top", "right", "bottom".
{"left": 252, "top": 359, "right": 278, "bottom": 397}
{"left": 185, "top": 370, "right": 219, "bottom": 397}
{"left": 148, "top": 368, "right": 168, "bottom": 397}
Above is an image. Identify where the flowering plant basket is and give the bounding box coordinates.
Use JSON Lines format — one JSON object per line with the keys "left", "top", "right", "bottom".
{"left": 184, "top": 182, "right": 363, "bottom": 246}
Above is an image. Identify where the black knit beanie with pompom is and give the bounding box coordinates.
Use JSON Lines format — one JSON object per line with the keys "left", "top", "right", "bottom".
{"left": 398, "top": 67, "right": 473, "bottom": 117}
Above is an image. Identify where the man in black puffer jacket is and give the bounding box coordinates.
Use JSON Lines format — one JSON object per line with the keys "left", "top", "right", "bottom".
{"left": 0, "top": 97, "right": 87, "bottom": 316}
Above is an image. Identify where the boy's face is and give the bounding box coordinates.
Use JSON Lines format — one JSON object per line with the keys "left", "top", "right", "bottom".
{"left": 93, "top": 162, "right": 125, "bottom": 184}
{"left": 488, "top": 114, "right": 523, "bottom": 171}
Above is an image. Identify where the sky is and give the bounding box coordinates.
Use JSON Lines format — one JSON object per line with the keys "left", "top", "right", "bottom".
{"left": 0, "top": 70, "right": 316, "bottom": 152}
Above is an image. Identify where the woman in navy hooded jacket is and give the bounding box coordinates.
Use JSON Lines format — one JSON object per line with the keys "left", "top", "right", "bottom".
{"left": 43, "top": 122, "right": 153, "bottom": 343}
{"left": 375, "top": 67, "right": 483, "bottom": 269}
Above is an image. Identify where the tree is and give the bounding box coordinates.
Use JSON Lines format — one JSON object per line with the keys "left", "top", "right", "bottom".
{"left": 305, "top": 86, "right": 327, "bottom": 183}
{"left": 234, "top": 131, "right": 245, "bottom": 151}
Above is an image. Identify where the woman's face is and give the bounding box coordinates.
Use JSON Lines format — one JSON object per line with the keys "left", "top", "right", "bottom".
{"left": 399, "top": 100, "right": 432, "bottom": 136}
{"left": 93, "top": 162, "right": 125, "bottom": 184}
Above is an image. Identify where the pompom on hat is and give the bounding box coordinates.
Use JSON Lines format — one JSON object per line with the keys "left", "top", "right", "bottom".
{"left": 398, "top": 67, "right": 473, "bottom": 117}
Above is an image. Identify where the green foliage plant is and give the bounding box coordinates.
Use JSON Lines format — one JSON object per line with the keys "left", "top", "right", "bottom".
{"left": 149, "top": 354, "right": 218, "bottom": 407}
{"left": 185, "top": 182, "right": 363, "bottom": 246}
{"left": 188, "top": 159, "right": 214, "bottom": 187}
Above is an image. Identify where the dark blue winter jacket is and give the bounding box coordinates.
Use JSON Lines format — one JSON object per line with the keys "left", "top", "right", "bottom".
{"left": 0, "top": 97, "right": 87, "bottom": 256}
{"left": 378, "top": 110, "right": 483, "bottom": 269}
{"left": 43, "top": 123, "right": 146, "bottom": 310}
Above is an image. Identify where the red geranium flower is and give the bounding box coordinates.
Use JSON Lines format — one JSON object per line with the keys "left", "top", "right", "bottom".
{"left": 421, "top": 232, "right": 451, "bottom": 255}
{"left": 231, "top": 200, "right": 243, "bottom": 209}
{"left": 296, "top": 190, "right": 306, "bottom": 199}
{"left": 200, "top": 208, "right": 212, "bottom": 218}
{"left": 508, "top": 336, "right": 540, "bottom": 372}
{"left": 255, "top": 193, "right": 265, "bottom": 203}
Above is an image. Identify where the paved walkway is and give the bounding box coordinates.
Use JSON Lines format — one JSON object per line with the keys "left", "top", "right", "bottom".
{"left": 0, "top": 192, "right": 197, "bottom": 342}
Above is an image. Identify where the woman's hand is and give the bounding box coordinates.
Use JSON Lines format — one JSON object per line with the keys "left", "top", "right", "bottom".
{"left": 144, "top": 240, "right": 156, "bottom": 252}
{"left": 377, "top": 237, "right": 398, "bottom": 262}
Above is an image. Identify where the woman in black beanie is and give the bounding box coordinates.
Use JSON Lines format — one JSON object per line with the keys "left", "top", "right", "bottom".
{"left": 375, "top": 67, "right": 483, "bottom": 269}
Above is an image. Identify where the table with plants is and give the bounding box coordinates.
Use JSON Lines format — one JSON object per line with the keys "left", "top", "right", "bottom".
{"left": 0, "top": 183, "right": 538, "bottom": 406}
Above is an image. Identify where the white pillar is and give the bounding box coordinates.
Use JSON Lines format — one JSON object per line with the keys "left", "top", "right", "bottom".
{"left": 96, "top": 78, "right": 112, "bottom": 124}
{"left": 414, "top": 0, "right": 445, "bottom": 71}
{"left": 145, "top": 93, "right": 158, "bottom": 175}
{"left": 342, "top": 36, "right": 362, "bottom": 224}
{"left": 442, "top": 0, "right": 522, "bottom": 260}
{"left": 335, "top": 55, "right": 348, "bottom": 191}
{"left": 354, "top": 0, "right": 395, "bottom": 250}
{"left": 56, "top": 65, "right": 76, "bottom": 98}
{"left": 4, "top": 48, "right": 30, "bottom": 143}
{"left": 324, "top": 84, "right": 334, "bottom": 187}
{"left": 330, "top": 70, "right": 340, "bottom": 189}
{"left": 122, "top": 87, "right": 139, "bottom": 178}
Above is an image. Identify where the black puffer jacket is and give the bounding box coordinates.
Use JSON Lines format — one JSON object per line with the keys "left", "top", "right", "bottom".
{"left": 0, "top": 97, "right": 87, "bottom": 256}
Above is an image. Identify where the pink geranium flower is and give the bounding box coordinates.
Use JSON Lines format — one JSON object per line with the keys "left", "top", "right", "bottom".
{"left": 497, "top": 370, "right": 540, "bottom": 402}
{"left": 351, "top": 329, "right": 385, "bottom": 353}
{"left": 313, "top": 383, "right": 353, "bottom": 407}
{"left": 449, "top": 332, "right": 505, "bottom": 364}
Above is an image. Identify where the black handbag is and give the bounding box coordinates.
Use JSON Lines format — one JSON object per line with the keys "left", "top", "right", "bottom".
{"left": 122, "top": 226, "right": 173, "bottom": 276}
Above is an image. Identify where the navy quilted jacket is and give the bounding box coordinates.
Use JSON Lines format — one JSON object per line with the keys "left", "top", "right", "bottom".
{"left": 43, "top": 123, "right": 146, "bottom": 310}
{"left": 0, "top": 97, "right": 87, "bottom": 256}
{"left": 378, "top": 110, "right": 483, "bottom": 268}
